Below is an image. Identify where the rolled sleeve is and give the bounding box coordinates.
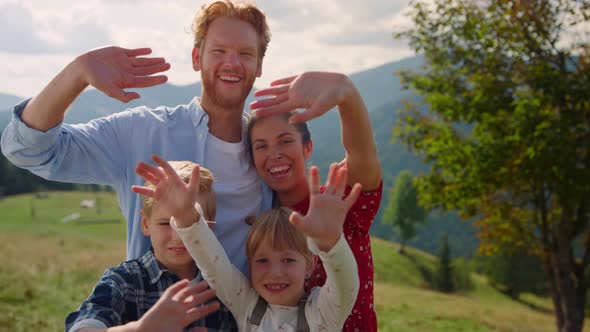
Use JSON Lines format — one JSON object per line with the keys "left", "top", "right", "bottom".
{"left": 65, "top": 272, "right": 126, "bottom": 332}
{"left": 1, "top": 99, "right": 64, "bottom": 165}
{"left": 1, "top": 99, "right": 129, "bottom": 185}
{"left": 67, "top": 319, "right": 108, "bottom": 332}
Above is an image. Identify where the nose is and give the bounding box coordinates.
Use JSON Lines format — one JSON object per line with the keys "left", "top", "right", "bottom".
{"left": 223, "top": 51, "right": 240, "bottom": 67}
{"left": 268, "top": 261, "right": 284, "bottom": 277}
{"left": 269, "top": 145, "right": 283, "bottom": 160}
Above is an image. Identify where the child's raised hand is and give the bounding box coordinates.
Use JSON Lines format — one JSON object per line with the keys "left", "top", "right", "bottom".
{"left": 136, "top": 279, "right": 219, "bottom": 332}
{"left": 289, "top": 163, "right": 361, "bottom": 252}
{"left": 131, "top": 155, "right": 202, "bottom": 226}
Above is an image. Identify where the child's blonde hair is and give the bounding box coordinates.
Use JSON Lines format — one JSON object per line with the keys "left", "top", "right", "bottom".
{"left": 140, "top": 161, "right": 216, "bottom": 220}
{"left": 246, "top": 207, "right": 313, "bottom": 264}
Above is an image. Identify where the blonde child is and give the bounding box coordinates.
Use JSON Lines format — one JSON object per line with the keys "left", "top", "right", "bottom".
{"left": 67, "top": 161, "right": 233, "bottom": 332}
{"left": 134, "top": 155, "right": 361, "bottom": 331}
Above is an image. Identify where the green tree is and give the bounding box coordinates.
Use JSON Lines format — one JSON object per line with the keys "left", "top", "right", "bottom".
{"left": 436, "top": 233, "right": 454, "bottom": 292}
{"left": 395, "top": 1, "right": 590, "bottom": 331}
{"left": 383, "top": 170, "right": 428, "bottom": 254}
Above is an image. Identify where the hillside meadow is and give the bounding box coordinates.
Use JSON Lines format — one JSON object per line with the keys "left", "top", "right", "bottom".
{"left": 0, "top": 191, "right": 585, "bottom": 331}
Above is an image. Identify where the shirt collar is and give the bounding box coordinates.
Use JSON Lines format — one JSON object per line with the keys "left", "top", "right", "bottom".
{"left": 139, "top": 248, "right": 174, "bottom": 285}
{"left": 189, "top": 97, "right": 209, "bottom": 128}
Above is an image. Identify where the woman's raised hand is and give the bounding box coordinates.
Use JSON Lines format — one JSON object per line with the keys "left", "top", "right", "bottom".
{"left": 249, "top": 72, "right": 356, "bottom": 123}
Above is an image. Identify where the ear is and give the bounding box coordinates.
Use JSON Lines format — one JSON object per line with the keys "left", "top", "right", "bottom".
{"left": 303, "top": 139, "right": 313, "bottom": 159}
{"left": 140, "top": 210, "right": 150, "bottom": 236}
{"left": 256, "top": 58, "right": 263, "bottom": 78}
{"left": 192, "top": 47, "right": 201, "bottom": 72}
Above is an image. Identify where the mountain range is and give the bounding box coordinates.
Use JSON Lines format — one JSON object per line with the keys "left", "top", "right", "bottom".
{"left": 0, "top": 55, "right": 478, "bottom": 257}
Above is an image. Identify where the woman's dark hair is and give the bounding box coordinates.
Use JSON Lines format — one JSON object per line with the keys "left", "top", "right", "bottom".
{"left": 245, "top": 111, "right": 311, "bottom": 164}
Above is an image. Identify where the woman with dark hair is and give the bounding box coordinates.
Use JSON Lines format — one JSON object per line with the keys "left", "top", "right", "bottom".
{"left": 247, "top": 71, "right": 383, "bottom": 332}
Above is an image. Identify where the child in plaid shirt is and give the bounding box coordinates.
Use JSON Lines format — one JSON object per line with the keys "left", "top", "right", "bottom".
{"left": 66, "top": 161, "right": 236, "bottom": 332}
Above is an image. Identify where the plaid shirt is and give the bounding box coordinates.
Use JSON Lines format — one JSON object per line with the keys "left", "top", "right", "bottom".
{"left": 65, "top": 249, "right": 237, "bottom": 332}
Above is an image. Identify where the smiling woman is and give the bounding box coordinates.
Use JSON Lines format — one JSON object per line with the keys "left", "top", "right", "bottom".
{"left": 246, "top": 70, "right": 383, "bottom": 332}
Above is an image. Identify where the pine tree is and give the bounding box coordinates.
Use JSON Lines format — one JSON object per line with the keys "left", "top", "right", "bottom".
{"left": 436, "top": 234, "right": 454, "bottom": 293}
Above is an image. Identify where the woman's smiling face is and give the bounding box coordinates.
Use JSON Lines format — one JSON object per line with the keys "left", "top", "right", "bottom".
{"left": 249, "top": 114, "right": 312, "bottom": 196}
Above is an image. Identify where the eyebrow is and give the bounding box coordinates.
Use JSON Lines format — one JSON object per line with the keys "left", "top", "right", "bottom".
{"left": 252, "top": 132, "right": 295, "bottom": 144}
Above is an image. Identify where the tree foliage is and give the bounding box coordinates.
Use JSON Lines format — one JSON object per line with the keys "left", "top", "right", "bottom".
{"left": 0, "top": 154, "right": 76, "bottom": 195}
{"left": 395, "top": 0, "right": 590, "bottom": 331}
{"left": 383, "top": 170, "right": 428, "bottom": 253}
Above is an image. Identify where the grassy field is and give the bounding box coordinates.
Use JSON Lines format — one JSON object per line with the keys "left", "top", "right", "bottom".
{"left": 0, "top": 191, "right": 586, "bottom": 331}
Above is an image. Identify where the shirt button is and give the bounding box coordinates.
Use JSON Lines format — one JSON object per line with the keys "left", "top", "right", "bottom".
{"left": 199, "top": 134, "right": 204, "bottom": 139}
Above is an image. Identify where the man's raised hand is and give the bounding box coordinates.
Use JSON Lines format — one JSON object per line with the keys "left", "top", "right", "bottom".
{"left": 80, "top": 46, "right": 170, "bottom": 103}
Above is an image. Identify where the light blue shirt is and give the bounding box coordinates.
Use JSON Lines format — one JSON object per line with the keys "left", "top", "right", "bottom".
{"left": 1, "top": 97, "right": 273, "bottom": 263}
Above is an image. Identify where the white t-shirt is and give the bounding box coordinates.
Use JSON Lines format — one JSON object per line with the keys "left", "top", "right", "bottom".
{"left": 205, "top": 132, "right": 262, "bottom": 276}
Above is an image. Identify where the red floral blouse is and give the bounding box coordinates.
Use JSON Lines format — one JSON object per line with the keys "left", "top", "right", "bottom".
{"left": 294, "top": 181, "right": 383, "bottom": 332}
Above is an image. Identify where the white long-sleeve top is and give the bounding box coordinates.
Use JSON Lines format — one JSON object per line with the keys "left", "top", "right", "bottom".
{"left": 171, "top": 215, "right": 359, "bottom": 332}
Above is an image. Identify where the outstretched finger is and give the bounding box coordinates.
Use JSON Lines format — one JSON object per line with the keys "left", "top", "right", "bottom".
{"left": 324, "top": 163, "right": 339, "bottom": 194}
{"left": 309, "top": 166, "right": 321, "bottom": 195}
{"left": 131, "top": 62, "right": 171, "bottom": 76}
{"left": 344, "top": 183, "right": 362, "bottom": 210}
{"left": 131, "top": 56, "right": 166, "bottom": 67}
{"left": 289, "top": 210, "right": 306, "bottom": 232}
{"left": 187, "top": 301, "right": 220, "bottom": 322}
{"left": 183, "top": 288, "right": 217, "bottom": 307}
{"left": 163, "top": 279, "right": 191, "bottom": 300}
{"left": 288, "top": 99, "right": 331, "bottom": 124}
{"left": 173, "top": 280, "right": 203, "bottom": 303}
{"left": 187, "top": 164, "right": 202, "bottom": 199}
{"left": 131, "top": 185, "right": 156, "bottom": 197}
{"left": 270, "top": 75, "right": 297, "bottom": 86}
{"left": 253, "top": 85, "right": 289, "bottom": 98}
{"left": 135, "top": 162, "right": 163, "bottom": 185}
{"left": 125, "top": 47, "right": 153, "bottom": 57}
{"left": 249, "top": 94, "right": 289, "bottom": 110}
{"left": 333, "top": 166, "right": 348, "bottom": 196}
{"left": 131, "top": 75, "right": 169, "bottom": 89}
{"left": 151, "top": 155, "right": 178, "bottom": 179}
{"left": 251, "top": 103, "right": 295, "bottom": 117}
{"left": 120, "top": 92, "right": 141, "bottom": 103}
{"left": 102, "top": 81, "right": 136, "bottom": 103}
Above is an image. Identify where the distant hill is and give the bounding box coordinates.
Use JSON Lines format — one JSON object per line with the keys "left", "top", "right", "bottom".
{"left": 0, "top": 92, "right": 24, "bottom": 112}
{"left": 0, "top": 92, "right": 24, "bottom": 127}
{"left": 348, "top": 55, "right": 423, "bottom": 111}
{"left": 0, "top": 55, "right": 479, "bottom": 257}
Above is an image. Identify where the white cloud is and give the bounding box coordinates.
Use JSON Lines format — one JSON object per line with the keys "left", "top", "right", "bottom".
{"left": 0, "top": 1, "right": 112, "bottom": 54}
{"left": 0, "top": 0, "right": 415, "bottom": 97}
{"left": 0, "top": 2, "right": 47, "bottom": 53}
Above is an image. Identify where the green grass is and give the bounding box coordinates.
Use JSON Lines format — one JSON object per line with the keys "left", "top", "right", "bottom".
{"left": 0, "top": 191, "right": 586, "bottom": 331}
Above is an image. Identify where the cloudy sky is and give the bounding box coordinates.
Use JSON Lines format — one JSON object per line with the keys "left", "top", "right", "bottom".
{"left": 0, "top": 0, "right": 416, "bottom": 98}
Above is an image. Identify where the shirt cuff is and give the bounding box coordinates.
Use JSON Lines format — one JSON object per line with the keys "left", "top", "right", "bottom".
{"left": 68, "top": 319, "right": 107, "bottom": 332}
{"left": 307, "top": 233, "right": 347, "bottom": 256}
{"left": 170, "top": 203, "right": 207, "bottom": 233}
{"left": 10, "top": 98, "right": 64, "bottom": 147}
